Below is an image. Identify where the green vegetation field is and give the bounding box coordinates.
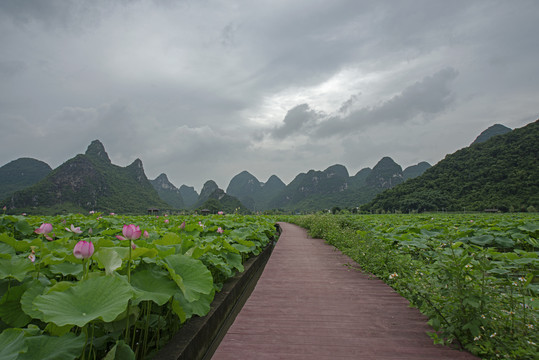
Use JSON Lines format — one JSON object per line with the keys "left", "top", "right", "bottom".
{"left": 290, "top": 213, "right": 538, "bottom": 360}
{"left": 0, "top": 212, "right": 276, "bottom": 359}
{"left": 1, "top": 210, "right": 537, "bottom": 359}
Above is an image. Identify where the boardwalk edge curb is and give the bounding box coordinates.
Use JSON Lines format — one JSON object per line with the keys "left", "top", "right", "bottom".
{"left": 153, "top": 230, "right": 278, "bottom": 360}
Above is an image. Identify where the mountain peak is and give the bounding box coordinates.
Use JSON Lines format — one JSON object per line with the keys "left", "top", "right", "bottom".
{"left": 152, "top": 173, "right": 174, "bottom": 188}
{"left": 199, "top": 180, "right": 219, "bottom": 200}
{"left": 403, "top": 162, "right": 431, "bottom": 180}
{"left": 324, "top": 164, "right": 349, "bottom": 178}
{"left": 471, "top": 124, "right": 512, "bottom": 145}
{"left": 128, "top": 158, "right": 144, "bottom": 169}
{"left": 366, "top": 157, "right": 403, "bottom": 189}
{"left": 150, "top": 173, "right": 184, "bottom": 209}
{"left": 85, "top": 140, "right": 111, "bottom": 163}
{"left": 226, "top": 171, "right": 260, "bottom": 195}
{"left": 265, "top": 175, "right": 285, "bottom": 187}
{"left": 155, "top": 173, "right": 169, "bottom": 182}
{"left": 179, "top": 185, "right": 199, "bottom": 208}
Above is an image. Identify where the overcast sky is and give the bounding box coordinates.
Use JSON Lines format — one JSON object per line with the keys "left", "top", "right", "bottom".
{"left": 1, "top": 0, "right": 537, "bottom": 192}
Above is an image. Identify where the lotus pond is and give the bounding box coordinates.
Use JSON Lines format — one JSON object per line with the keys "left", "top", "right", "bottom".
{"left": 0, "top": 212, "right": 277, "bottom": 359}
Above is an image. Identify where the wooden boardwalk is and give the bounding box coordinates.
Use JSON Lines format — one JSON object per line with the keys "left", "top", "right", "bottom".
{"left": 212, "top": 223, "right": 479, "bottom": 360}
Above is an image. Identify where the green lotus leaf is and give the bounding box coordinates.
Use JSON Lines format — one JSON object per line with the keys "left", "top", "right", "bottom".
{"left": 163, "top": 254, "right": 213, "bottom": 302}
{"left": 231, "top": 243, "right": 252, "bottom": 253}
{"left": 42, "top": 253, "right": 69, "bottom": 266}
{"left": 234, "top": 237, "right": 256, "bottom": 249}
{"left": 131, "top": 246, "right": 158, "bottom": 259}
{"left": 49, "top": 262, "right": 83, "bottom": 277}
{"left": 101, "top": 228, "right": 122, "bottom": 236}
{"left": 0, "top": 283, "right": 32, "bottom": 327}
{"left": 175, "top": 288, "right": 215, "bottom": 321}
{"left": 153, "top": 244, "right": 176, "bottom": 258}
{"left": 171, "top": 297, "right": 186, "bottom": 323}
{"left": 96, "top": 246, "right": 157, "bottom": 262}
{"left": 18, "top": 333, "right": 85, "bottom": 360}
{"left": 494, "top": 236, "right": 515, "bottom": 248}
{"left": 468, "top": 234, "right": 494, "bottom": 246}
{"left": 94, "top": 248, "right": 123, "bottom": 275}
{"left": 0, "top": 233, "right": 43, "bottom": 252}
{"left": 46, "top": 281, "right": 76, "bottom": 293}
{"left": 220, "top": 240, "right": 240, "bottom": 254}
{"left": 513, "top": 257, "right": 539, "bottom": 265}
{"left": 518, "top": 223, "right": 539, "bottom": 234}
{"left": 20, "top": 280, "right": 48, "bottom": 320}
{"left": 103, "top": 340, "right": 135, "bottom": 360}
{"left": 153, "top": 233, "right": 182, "bottom": 246}
{"left": 130, "top": 265, "right": 179, "bottom": 306}
{"left": 404, "top": 240, "right": 429, "bottom": 249}
{"left": 184, "top": 245, "right": 210, "bottom": 259}
{"left": 94, "top": 237, "right": 115, "bottom": 247}
{"left": 0, "top": 257, "right": 34, "bottom": 281}
{"left": 33, "top": 275, "right": 134, "bottom": 327}
{"left": 0, "top": 328, "right": 27, "bottom": 360}
{"left": 0, "top": 242, "right": 15, "bottom": 256}
{"left": 229, "top": 227, "right": 252, "bottom": 240}
{"left": 44, "top": 322, "right": 74, "bottom": 337}
{"left": 15, "top": 220, "right": 34, "bottom": 236}
{"left": 225, "top": 252, "right": 244, "bottom": 272}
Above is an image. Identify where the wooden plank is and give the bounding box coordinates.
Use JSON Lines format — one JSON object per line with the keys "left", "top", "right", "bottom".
{"left": 212, "top": 222, "right": 479, "bottom": 360}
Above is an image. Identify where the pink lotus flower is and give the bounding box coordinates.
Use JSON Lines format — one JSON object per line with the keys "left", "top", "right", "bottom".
{"left": 143, "top": 230, "right": 149, "bottom": 238}
{"left": 218, "top": 211, "right": 224, "bottom": 215}
{"left": 35, "top": 223, "right": 54, "bottom": 240}
{"left": 217, "top": 227, "right": 224, "bottom": 234}
{"left": 179, "top": 221, "right": 186, "bottom": 230}
{"left": 164, "top": 219, "right": 169, "bottom": 224}
{"left": 35, "top": 223, "right": 53, "bottom": 235}
{"left": 116, "top": 224, "right": 142, "bottom": 241}
{"left": 28, "top": 253, "right": 36, "bottom": 262}
{"left": 2, "top": 206, "right": 6, "bottom": 211}
{"left": 131, "top": 241, "right": 136, "bottom": 250}
{"left": 65, "top": 224, "right": 82, "bottom": 234}
{"left": 73, "top": 240, "right": 94, "bottom": 259}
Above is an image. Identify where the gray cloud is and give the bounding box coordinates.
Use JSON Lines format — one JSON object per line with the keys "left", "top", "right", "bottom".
{"left": 0, "top": 60, "right": 27, "bottom": 78}
{"left": 271, "top": 104, "right": 323, "bottom": 138}
{"left": 337, "top": 67, "right": 459, "bottom": 129}
{"left": 275, "top": 67, "right": 459, "bottom": 139}
{"left": 0, "top": 1, "right": 538, "bottom": 191}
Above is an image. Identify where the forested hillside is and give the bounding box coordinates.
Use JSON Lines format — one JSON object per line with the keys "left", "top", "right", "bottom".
{"left": 363, "top": 120, "right": 538, "bottom": 212}
{"left": 2, "top": 141, "right": 168, "bottom": 214}
{"left": 0, "top": 158, "right": 52, "bottom": 201}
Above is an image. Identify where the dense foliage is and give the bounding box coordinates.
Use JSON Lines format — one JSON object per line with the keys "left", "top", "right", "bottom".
{"left": 0, "top": 158, "right": 52, "bottom": 201}
{"left": 0, "top": 212, "right": 276, "bottom": 359}
{"left": 363, "top": 120, "right": 539, "bottom": 212}
{"left": 291, "top": 213, "right": 538, "bottom": 359}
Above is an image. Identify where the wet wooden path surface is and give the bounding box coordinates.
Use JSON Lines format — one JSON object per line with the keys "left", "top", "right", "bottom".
{"left": 212, "top": 222, "right": 479, "bottom": 360}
